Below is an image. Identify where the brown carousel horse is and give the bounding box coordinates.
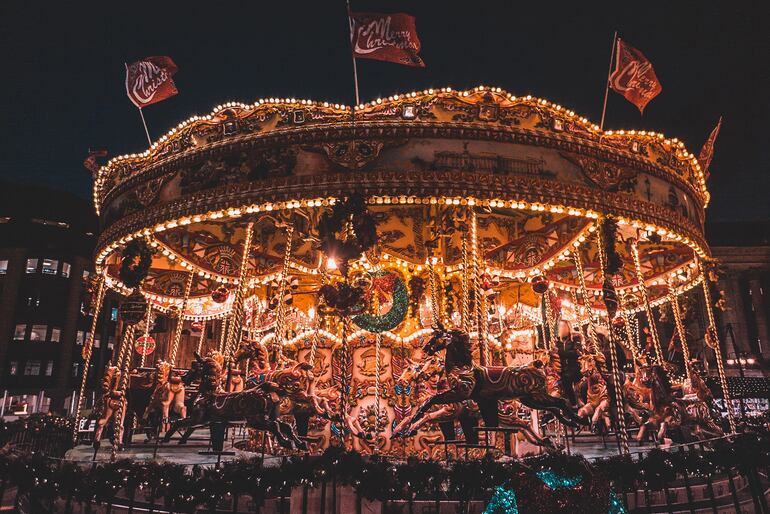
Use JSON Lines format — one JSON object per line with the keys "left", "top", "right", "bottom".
{"left": 143, "top": 360, "right": 186, "bottom": 433}
{"left": 575, "top": 352, "right": 612, "bottom": 432}
{"left": 395, "top": 327, "right": 585, "bottom": 438}
{"left": 394, "top": 355, "right": 560, "bottom": 451}
{"left": 234, "top": 340, "right": 338, "bottom": 436}
{"left": 93, "top": 365, "right": 126, "bottom": 447}
{"left": 636, "top": 364, "right": 723, "bottom": 443}
{"left": 161, "top": 352, "right": 306, "bottom": 449}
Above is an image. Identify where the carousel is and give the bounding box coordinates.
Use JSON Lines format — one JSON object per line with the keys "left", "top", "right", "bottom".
{"left": 75, "top": 85, "right": 734, "bottom": 462}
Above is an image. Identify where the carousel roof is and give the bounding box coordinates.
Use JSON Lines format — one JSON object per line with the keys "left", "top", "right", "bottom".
{"left": 90, "top": 85, "right": 712, "bottom": 329}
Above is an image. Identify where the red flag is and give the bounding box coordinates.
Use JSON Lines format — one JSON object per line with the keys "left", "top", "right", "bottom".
{"left": 125, "top": 56, "right": 179, "bottom": 108}
{"left": 350, "top": 12, "right": 425, "bottom": 67}
{"left": 83, "top": 149, "right": 108, "bottom": 176}
{"left": 698, "top": 117, "right": 722, "bottom": 178}
{"left": 609, "top": 39, "right": 662, "bottom": 113}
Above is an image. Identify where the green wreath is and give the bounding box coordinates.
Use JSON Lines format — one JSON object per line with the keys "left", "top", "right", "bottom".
{"left": 352, "top": 271, "right": 408, "bottom": 333}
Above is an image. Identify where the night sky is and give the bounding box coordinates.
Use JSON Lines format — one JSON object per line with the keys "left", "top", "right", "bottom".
{"left": 1, "top": 1, "right": 768, "bottom": 221}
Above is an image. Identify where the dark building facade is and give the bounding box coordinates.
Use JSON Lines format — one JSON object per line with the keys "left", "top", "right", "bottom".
{"left": 709, "top": 221, "right": 770, "bottom": 377}
{"left": 0, "top": 183, "right": 118, "bottom": 415}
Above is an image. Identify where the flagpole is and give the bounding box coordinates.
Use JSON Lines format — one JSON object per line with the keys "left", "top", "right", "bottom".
{"left": 600, "top": 31, "right": 618, "bottom": 131}
{"left": 125, "top": 63, "right": 153, "bottom": 146}
{"left": 138, "top": 108, "right": 152, "bottom": 146}
{"left": 346, "top": 0, "right": 361, "bottom": 107}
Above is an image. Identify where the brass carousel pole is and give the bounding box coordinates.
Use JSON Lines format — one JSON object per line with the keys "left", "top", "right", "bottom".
{"left": 461, "top": 233, "right": 471, "bottom": 333}
{"left": 140, "top": 302, "right": 153, "bottom": 368}
{"left": 196, "top": 320, "right": 207, "bottom": 355}
{"left": 668, "top": 281, "right": 692, "bottom": 384}
{"left": 699, "top": 260, "right": 737, "bottom": 434}
{"left": 168, "top": 271, "right": 194, "bottom": 366}
{"left": 595, "top": 224, "right": 630, "bottom": 455}
{"left": 470, "top": 209, "right": 489, "bottom": 365}
{"left": 218, "top": 316, "right": 229, "bottom": 354}
{"left": 631, "top": 239, "right": 664, "bottom": 363}
{"left": 427, "top": 254, "right": 441, "bottom": 327}
{"left": 111, "top": 323, "right": 137, "bottom": 460}
{"left": 374, "top": 332, "right": 382, "bottom": 453}
{"left": 225, "top": 222, "right": 254, "bottom": 358}
{"left": 572, "top": 249, "right": 600, "bottom": 353}
{"left": 72, "top": 271, "right": 107, "bottom": 443}
{"left": 273, "top": 224, "right": 295, "bottom": 359}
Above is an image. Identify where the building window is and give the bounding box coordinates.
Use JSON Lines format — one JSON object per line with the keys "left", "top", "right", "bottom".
{"left": 44, "top": 361, "right": 54, "bottom": 376}
{"left": 110, "top": 307, "right": 118, "bottom": 322}
{"left": 94, "top": 335, "right": 101, "bottom": 348}
{"left": 61, "top": 262, "right": 71, "bottom": 278}
{"left": 82, "top": 270, "right": 91, "bottom": 280}
{"left": 26, "top": 296, "right": 40, "bottom": 308}
{"left": 13, "top": 324, "right": 26, "bottom": 340}
{"left": 50, "top": 327, "right": 61, "bottom": 343}
{"left": 72, "top": 362, "right": 80, "bottom": 377}
{"left": 9, "top": 361, "right": 18, "bottom": 375}
{"left": 0, "top": 260, "right": 8, "bottom": 274}
{"left": 42, "top": 258, "right": 58, "bottom": 275}
{"left": 24, "top": 360, "right": 41, "bottom": 376}
{"left": 76, "top": 330, "right": 85, "bottom": 345}
{"left": 26, "top": 258, "right": 38, "bottom": 273}
{"left": 30, "top": 324, "right": 47, "bottom": 341}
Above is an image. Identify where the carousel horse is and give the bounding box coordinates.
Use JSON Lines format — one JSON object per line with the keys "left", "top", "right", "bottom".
{"left": 234, "top": 340, "right": 338, "bottom": 436}
{"left": 93, "top": 365, "right": 126, "bottom": 447}
{"left": 143, "top": 360, "right": 186, "bottom": 433}
{"left": 685, "top": 359, "right": 723, "bottom": 424}
{"left": 636, "top": 364, "right": 723, "bottom": 443}
{"left": 575, "top": 353, "right": 611, "bottom": 432}
{"left": 395, "top": 327, "right": 585, "bottom": 438}
{"left": 394, "top": 356, "right": 560, "bottom": 451}
{"left": 622, "top": 371, "right": 652, "bottom": 427}
{"left": 161, "top": 352, "right": 307, "bottom": 449}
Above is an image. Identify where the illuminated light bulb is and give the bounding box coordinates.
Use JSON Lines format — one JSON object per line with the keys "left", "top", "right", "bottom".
{"left": 326, "top": 257, "right": 337, "bottom": 270}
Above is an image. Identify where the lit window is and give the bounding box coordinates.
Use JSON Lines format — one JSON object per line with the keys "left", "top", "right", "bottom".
{"left": 42, "top": 258, "right": 58, "bottom": 275}
{"left": 26, "top": 296, "right": 40, "bottom": 308}
{"left": 24, "top": 360, "right": 41, "bottom": 376}
{"left": 50, "top": 327, "right": 61, "bottom": 343}
{"left": 26, "top": 258, "right": 38, "bottom": 273}
{"left": 9, "top": 361, "right": 18, "bottom": 375}
{"left": 45, "top": 361, "right": 54, "bottom": 376}
{"left": 76, "top": 330, "right": 85, "bottom": 345}
{"left": 108, "top": 335, "right": 115, "bottom": 349}
{"left": 94, "top": 336, "right": 101, "bottom": 348}
{"left": 13, "top": 324, "right": 26, "bottom": 340}
{"left": 0, "top": 260, "right": 8, "bottom": 274}
{"left": 72, "top": 362, "right": 80, "bottom": 377}
{"left": 82, "top": 270, "right": 91, "bottom": 280}
{"left": 30, "top": 324, "right": 47, "bottom": 341}
{"left": 61, "top": 263, "right": 71, "bottom": 278}
{"left": 110, "top": 307, "right": 118, "bottom": 321}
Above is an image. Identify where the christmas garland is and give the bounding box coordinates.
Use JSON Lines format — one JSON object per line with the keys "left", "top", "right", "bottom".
{"left": 119, "top": 239, "right": 154, "bottom": 289}
{"left": 1, "top": 422, "right": 768, "bottom": 513}
{"left": 352, "top": 271, "right": 408, "bottom": 333}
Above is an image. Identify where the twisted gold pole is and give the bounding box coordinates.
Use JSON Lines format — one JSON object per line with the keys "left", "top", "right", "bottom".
{"left": 700, "top": 260, "right": 736, "bottom": 434}
{"left": 461, "top": 233, "right": 471, "bottom": 333}
{"left": 427, "top": 255, "right": 441, "bottom": 327}
{"left": 273, "top": 224, "right": 295, "bottom": 359}
{"left": 72, "top": 272, "right": 107, "bottom": 443}
{"left": 668, "top": 282, "right": 692, "bottom": 384}
{"left": 471, "top": 210, "right": 488, "bottom": 365}
{"left": 196, "top": 320, "right": 207, "bottom": 355}
{"left": 573, "top": 249, "right": 599, "bottom": 353}
{"left": 631, "top": 240, "right": 664, "bottom": 364}
{"left": 595, "top": 223, "right": 629, "bottom": 455}
{"left": 139, "top": 302, "right": 153, "bottom": 368}
{"left": 169, "top": 271, "right": 194, "bottom": 366}
{"left": 111, "top": 325, "right": 136, "bottom": 460}
{"left": 226, "top": 222, "right": 254, "bottom": 358}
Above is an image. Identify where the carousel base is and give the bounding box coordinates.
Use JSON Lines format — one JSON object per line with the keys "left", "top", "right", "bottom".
{"left": 65, "top": 425, "right": 661, "bottom": 465}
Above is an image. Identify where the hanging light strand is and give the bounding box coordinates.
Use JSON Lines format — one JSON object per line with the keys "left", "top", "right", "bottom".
{"left": 73, "top": 272, "right": 107, "bottom": 442}
{"left": 630, "top": 240, "right": 664, "bottom": 364}
{"left": 169, "top": 271, "right": 194, "bottom": 366}
{"left": 225, "top": 222, "right": 254, "bottom": 358}
{"left": 699, "top": 260, "right": 737, "bottom": 434}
